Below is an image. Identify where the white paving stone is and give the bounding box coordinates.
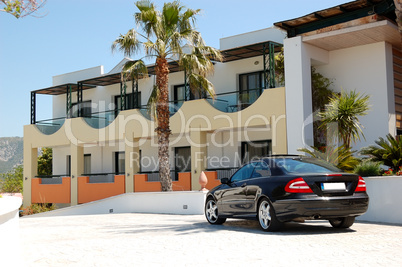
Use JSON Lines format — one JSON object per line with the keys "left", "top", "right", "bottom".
{"left": 18, "top": 213, "right": 402, "bottom": 266}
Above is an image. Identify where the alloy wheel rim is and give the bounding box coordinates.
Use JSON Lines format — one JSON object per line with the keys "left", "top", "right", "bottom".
{"left": 259, "top": 201, "right": 271, "bottom": 229}
{"left": 206, "top": 200, "right": 218, "bottom": 223}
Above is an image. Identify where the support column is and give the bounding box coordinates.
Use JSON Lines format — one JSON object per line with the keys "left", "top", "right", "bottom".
{"left": 190, "top": 130, "right": 207, "bottom": 191}
{"left": 125, "top": 138, "right": 140, "bottom": 193}
{"left": 30, "top": 92, "right": 36, "bottom": 124}
{"left": 22, "top": 142, "right": 37, "bottom": 207}
{"left": 283, "top": 36, "right": 314, "bottom": 153}
{"left": 70, "top": 143, "right": 84, "bottom": 206}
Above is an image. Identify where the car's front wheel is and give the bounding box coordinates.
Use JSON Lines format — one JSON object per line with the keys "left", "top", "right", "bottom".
{"left": 205, "top": 198, "right": 226, "bottom": 225}
{"left": 257, "top": 197, "right": 282, "bottom": 232}
{"left": 329, "top": 217, "right": 355, "bottom": 228}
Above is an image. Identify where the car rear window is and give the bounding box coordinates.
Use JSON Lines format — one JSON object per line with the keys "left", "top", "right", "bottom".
{"left": 272, "top": 157, "right": 340, "bottom": 174}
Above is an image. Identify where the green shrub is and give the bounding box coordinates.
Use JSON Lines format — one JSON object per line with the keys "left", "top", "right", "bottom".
{"left": 354, "top": 160, "right": 381, "bottom": 177}
{"left": 21, "top": 203, "right": 55, "bottom": 216}
{"left": 0, "top": 165, "right": 23, "bottom": 193}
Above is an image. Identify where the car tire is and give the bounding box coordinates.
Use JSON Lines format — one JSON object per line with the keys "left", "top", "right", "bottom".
{"left": 205, "top": 198, "right": 226, "bottom": 225}
{"left": 329, "top": 217, "right": 355, "bottom": 228}
{"left": 257, "top": 197, "right": 282, "bottom": 232}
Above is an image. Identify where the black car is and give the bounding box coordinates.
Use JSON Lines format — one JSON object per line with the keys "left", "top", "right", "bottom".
{"left": 205, "top": 155, "right": 369, "bottom": 231}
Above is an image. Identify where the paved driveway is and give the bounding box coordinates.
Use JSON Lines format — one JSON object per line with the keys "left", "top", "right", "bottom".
{"left": 20, "top": 213, "right": 402, "bottom": 266}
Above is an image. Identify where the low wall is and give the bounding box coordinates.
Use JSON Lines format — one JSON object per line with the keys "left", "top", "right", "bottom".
{"left": 357, "top": 176, "right": 402, "bottom": 224}
{"left": 26, "top": 191, "right": 207, "bottom": 217}
{"left": 0, "top": 196, "right": 23, "bottom": 265}
{"left": 78, "top": 175, "right": 125, "bottom": 204}
{"left": 32, "top": 177, "right": 71, "bottom": 203}
{"left": 134, "top": 172, "right": 191, "bottom": 192}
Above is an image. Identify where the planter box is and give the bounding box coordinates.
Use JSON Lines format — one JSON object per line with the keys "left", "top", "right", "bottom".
{"left": 357, "top": 176, "right": 402, "bottom": 224}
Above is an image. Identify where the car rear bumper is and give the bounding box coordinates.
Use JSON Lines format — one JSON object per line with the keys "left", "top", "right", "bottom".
{"left": 273, "top": 195, "right": 369, "bottom": 222}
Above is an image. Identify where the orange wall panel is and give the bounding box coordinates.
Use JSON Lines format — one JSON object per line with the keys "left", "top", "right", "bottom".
{"left": 78, "top": 175, "right": 125, "bottom": 204}
{"left": 204, "top": 171, "right": 221, "bottom": 190}
{"left": 31, "top": 177, "right": 71, "bottom": 204}
{"left": 134, "top": 174, "right": 161, "bottom": 192}
{"left": 174, "top": 172, "right": 191, "bottom": 191}
{"left": 134, "top": 173, "right": 192, "bottom": 192}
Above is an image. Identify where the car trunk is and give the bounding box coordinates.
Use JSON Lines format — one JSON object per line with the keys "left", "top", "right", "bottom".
{"left": 302, "top": 173, "right": 360, "bottom": 197}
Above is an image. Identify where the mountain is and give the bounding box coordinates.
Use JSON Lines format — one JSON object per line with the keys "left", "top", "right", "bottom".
{"left": 0, "top": 137, "right": 23, "bottom": 174}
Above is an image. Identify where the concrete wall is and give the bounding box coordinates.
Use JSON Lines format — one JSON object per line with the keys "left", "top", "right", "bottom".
{"left": 316, "top": 42, "right": 396, "bottom": 151}
{"left": 284, "top": 37, "right": 395, "bottom": 153}
{"left": 0, "top": 196, "right": 23, "bottom": 265}
{"left": 357, "top": 176, "right": 402, "bottom": 225}
{"left": 28, "top": 191, "right": 207, "bottom": 217}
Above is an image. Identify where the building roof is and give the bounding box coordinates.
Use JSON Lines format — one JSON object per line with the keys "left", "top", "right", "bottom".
{"left": 274, "top": 0, "right": 396, "bottom": 37}
{"left": 33, "top": 83, "right": 95, "bottom": 96}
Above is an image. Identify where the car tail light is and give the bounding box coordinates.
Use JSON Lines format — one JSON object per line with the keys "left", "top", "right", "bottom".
{"left": 285, "top": 178, "right": 313, "bottom": 193}
{"left": 355, "top": 176, "right": 366, "bottom": 192}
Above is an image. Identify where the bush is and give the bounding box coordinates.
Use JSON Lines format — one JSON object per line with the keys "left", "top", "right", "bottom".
{"left": 0, "top": 165, "right": 23, "bottom": 193}
{"left": 354, "top": 160, "right": 382, "bottom": 177}
{"left": 21, "top": 203, "right": 56, "bottom": 216}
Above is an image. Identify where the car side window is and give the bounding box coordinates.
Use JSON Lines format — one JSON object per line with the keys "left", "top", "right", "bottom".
{"left": 251, "top": 161, "right": 271, "bottom": 178}
{"left": 230, "top": 163, "right": 255, "bottom": 183}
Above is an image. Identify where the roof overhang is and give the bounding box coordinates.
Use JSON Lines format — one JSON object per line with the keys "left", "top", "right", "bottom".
{"left": 33, "top": 83, "right": 96, "bottom": 96}
{"left": 274, "top": 0, "right": 396, "bottom": 38}
{"left": 303, "top": 19, "right": 401, "bottom": 51}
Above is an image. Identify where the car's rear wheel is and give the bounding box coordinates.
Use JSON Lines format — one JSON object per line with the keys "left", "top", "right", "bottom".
{"left": 257, "top": 197, "right": 282, "bottom": 232}
{"left": 329, "top": 216, "right": 355, "bottom": 228}
{"left": 205, "top": 198, "right": 226, "bottom": 225}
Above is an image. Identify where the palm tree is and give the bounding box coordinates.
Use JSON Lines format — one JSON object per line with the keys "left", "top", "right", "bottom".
{"left": 112, "top": 1, "right": 222, "bottom": 191}
{"left": 319, "top": 90, "right": 370, "bottom": 148}
{"left": 360, "top": 134, "right": 402, "bottom": 171}
{"left": 298, "top": 145, "right": 360, "bottom": 172}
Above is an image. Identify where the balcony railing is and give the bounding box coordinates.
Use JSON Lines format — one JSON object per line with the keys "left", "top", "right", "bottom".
{"left": 32, "top": 88, "right": 267, "bottom": 134}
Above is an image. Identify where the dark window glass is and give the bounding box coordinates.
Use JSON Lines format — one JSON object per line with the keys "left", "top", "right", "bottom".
{"left": 114, "top": 152, "right": 125, "bottom": 174}
{"left": 241, "top": 140, "right": 272, "bottom": 164}
{"left": 230, "top": 163, "right": 255, "bottom": 182}
{"left": 251, "top": 161, "right": 271, "bottom": 178}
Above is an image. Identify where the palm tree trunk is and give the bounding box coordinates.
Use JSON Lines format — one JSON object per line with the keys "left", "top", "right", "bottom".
{"left": 155, "top": 56, "right": 173, "bottom": 191}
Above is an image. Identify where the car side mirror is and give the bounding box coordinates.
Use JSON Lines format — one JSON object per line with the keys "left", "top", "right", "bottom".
{"left": 221, "top": 177, "right": 229, "bottom": 184}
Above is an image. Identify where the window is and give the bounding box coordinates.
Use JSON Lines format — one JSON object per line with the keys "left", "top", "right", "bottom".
{"left": 70, "top": 101, "right": 92, "bottom": 118}
{"left": 251, "top": 161, "right": 271, "bottom": 178}
{"left": 84, "top": 154, "right": 91, "bottom": 174}
{"left": 230, "top": 163, "right": 255, "bottom": 183}
{"left": 174, "top": 147, "right": 191, "bottom": 181}
{"left": 114, "top": 152, "right": 125, "bottom": 174}
{"left": 66, "top": 154, "right": 91, "bottom": 175}
{"left": 239, "top": 71, "right": 264, "bottom": 106}
{"left": 115, "top": 92, "right": 142, "bottom": 112}
{"left": 241, "top": 140, "right": 272, "bottom": 164}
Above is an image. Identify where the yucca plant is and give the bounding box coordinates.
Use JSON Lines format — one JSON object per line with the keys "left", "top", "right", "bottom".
{"left": 298, "top": 145, "right": 360, "bottom": 172}
{"left": 319, "top": 90, "right": 370, "bottom": 148}
{"left": 360, "top": 134, "right": 402, "bottom": 171}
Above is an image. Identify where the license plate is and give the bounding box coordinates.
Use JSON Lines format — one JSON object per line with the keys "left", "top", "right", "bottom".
{"left": 321, "top": 182, "right": 346, "bottom": 191}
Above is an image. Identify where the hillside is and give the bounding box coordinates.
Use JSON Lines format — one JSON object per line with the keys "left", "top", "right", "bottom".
{"left": 0, "top": 137, "right": 23, "bottom": 174}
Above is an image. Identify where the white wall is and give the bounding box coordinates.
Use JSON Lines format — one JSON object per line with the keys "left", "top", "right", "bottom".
{"left": 52, "top": 66, "right": 104, "bottom": 86}
{"left": 357, "top": 177, "right": 402, "bottom": 225}
{"left": 284, "top": 37, "right": 395, "bottom": 153}
{"left": 316, "top": 42, "right": 396, "bottom": 150}
{"left": 220, "top": 27, "right": 286, "bottom": 50}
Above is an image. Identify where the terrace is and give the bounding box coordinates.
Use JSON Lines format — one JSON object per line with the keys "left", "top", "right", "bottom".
{"left": 30, "top": 41, "right": 282, "bottom": 135}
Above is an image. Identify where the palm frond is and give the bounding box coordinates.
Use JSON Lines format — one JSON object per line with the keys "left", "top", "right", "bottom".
{"left": 121, "top": 60, "right": 148, "bottom": 83}
{"left": 111, "top": 29, "right": 141, "bottom": 57}
{"left": 298, "top": 145, "right": 359, "bottom": 172}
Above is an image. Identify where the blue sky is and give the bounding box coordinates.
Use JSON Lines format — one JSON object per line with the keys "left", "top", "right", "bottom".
{"left": 0, "top": 0, "right": 347, "bottom": 137}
